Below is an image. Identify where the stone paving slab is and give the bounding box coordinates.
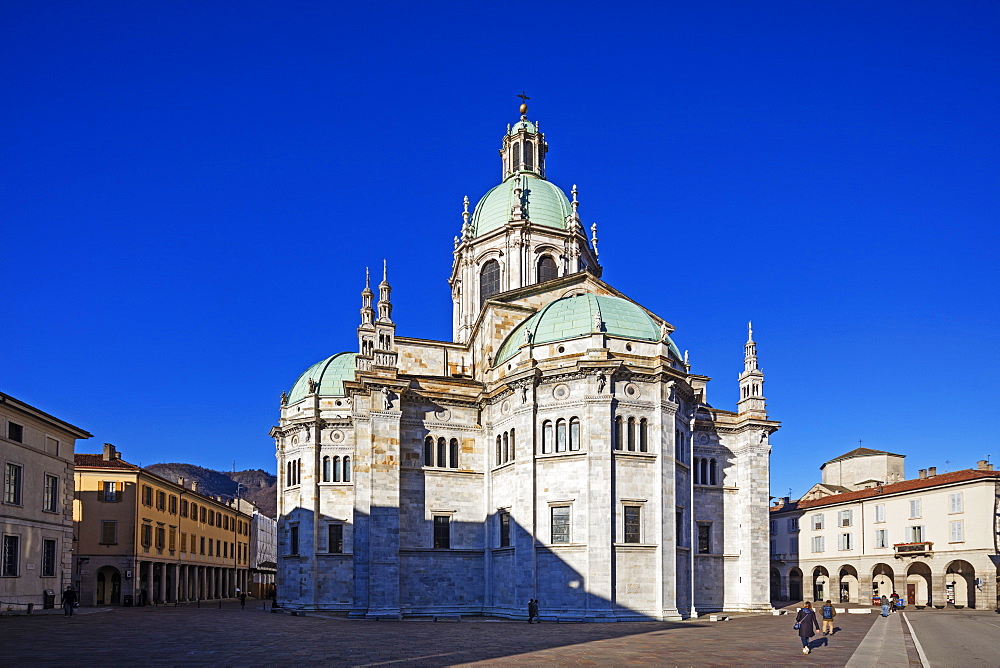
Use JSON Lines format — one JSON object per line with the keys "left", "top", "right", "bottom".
{"left": 0, "top": 601, "right": 880, "bottom": 667}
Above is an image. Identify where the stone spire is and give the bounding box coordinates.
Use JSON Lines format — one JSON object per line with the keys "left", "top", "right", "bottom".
{"left": 737, "top": 321, "right": 766, "bottom": 415}
{"left": 372, "top": 260, "right": 398, "bottom": 368}
{"left": 357, "top": 268, "right": 376, "bottom": 370}
{"left": 500, "top": 94, "right": 548, "bottom": 181}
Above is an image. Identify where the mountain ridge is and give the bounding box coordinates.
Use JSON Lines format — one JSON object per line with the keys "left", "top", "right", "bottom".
{"left": 145, "top": 463, "right": 277, "bottom": 518}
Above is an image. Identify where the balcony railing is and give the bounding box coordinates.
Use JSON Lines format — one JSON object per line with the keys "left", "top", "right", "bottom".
{"left": 893, "top": 541, "right": 932, "bottom": 557}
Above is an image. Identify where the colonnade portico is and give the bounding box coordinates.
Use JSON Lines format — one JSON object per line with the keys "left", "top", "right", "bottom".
{"left": 137, "top": 560, "right": 250, "bottom": 604}
{"left": 772, "top": 557, "right": 998, "bottom": 610}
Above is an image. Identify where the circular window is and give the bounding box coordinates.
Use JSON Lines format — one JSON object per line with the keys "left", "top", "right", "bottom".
{"left": 557, "top": 345, "right": 565, "bottom": 353}
{"left": 335, "top": 400, "right": 343, "bottom": 407}
{"left": 330, "top": 430, "right": 345, "bottom": 443}
{"left": 624, "top": 383, "right": 640, "bottom": 398}
{"left": 434, "top": 408, "right": 452, "bottom": 422}
{"left": 501, "top": 400, "right": 511, "bottom": 414}
{"left": 552, "top": 384, "right": 571, "bottom": 400}
{"left": 625, "top": 343, "right": 633, "bottom": 352}
{"left": 507, "top": 363, "right": 512, "bottom": 371}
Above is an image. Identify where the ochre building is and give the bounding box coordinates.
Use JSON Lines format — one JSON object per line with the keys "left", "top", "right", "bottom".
{"left": 73, "top": 444, "right": 251, "bottom": 606}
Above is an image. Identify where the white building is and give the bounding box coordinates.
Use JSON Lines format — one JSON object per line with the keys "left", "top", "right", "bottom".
{"left": 770, "top": 447, "right": 1000, "bottom": 609}
{"left": 1, "top": 391, "right": 91, "bottom": 610}
{"left": 246, "top": 502, "right": 277, "bottom": 599}
{"left": 271, "top": 102, "right": 778, "bottom": 620}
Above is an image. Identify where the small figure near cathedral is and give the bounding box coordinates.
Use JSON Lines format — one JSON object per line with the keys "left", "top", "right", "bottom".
{"left": 381, "top": 386, "right": 393, "bottom": 410}
{"left": 61, "top": 586, "right": 77, "bottom": 617}
{"left": 527, "top": 598, "right": 540, "bottom": 623}
{"left": 596, "top": 372, "right": 606, "bottom": 393}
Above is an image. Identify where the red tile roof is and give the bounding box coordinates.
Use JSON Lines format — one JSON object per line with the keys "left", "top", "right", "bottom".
{"left": 74, "top": 453, "right": 141, "bottom": 471}
{"left": 771, "top": 468, "right": 1000, "bottom": 513}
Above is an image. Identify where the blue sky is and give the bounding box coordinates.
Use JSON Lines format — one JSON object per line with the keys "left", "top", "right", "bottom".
{"left": 3, "top": 1, "right": 998, "bottom": 499}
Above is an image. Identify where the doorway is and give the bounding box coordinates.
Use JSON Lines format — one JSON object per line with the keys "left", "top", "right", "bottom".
{"left": 906, "top": 583, "right": 916, "bottom": 605}
{"left": 96, "top": 566, "right": 122, "bottom": 605}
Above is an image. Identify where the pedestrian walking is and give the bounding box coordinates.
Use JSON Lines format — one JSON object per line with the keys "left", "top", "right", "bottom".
{"left": 527, "top": 598, "right": 539, "bottom": 623}
{"left": 880, "top": 595, "right": 890, "bottom": 617}
{"left": 890, "top": 591, "right": 899, "bottom": 612}
{"left": 61, "top": 586, "right": 77, "bottom": 617}
{"left": 794, "top": 601, "right": 821, "bottom": 654}
{"left": 820, "top": 599, "right": 836, "bottom": 635}
{"left": 239, "top": 590, "right": 247, "bottom": 609}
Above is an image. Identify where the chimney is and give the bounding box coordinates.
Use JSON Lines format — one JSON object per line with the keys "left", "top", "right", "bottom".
{"left": 177, "top": 477, "right": 185, "bottom": 487}
{"left": 102, "top": 443, "right": 118, "bottom": 461}
{"left": 191, "top": 481, "right": 199, "bottom": 492}
{"left": 918, "top": 469, "right": 927, "bottom": 479}
{"left": 928, "top": 466, "right": 937, "bottom": 477}
{"left": 977, "top": 460, "right": 993, "bottom": 471}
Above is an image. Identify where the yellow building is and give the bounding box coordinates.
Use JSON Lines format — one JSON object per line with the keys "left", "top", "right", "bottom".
{"left": 73, "top": 444, "right": 251, "bottom": 606}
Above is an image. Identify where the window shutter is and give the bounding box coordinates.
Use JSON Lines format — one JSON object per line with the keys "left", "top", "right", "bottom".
{"left": 99, "top": 481, "right": 106, "bottom": 501}
{"left": 905, "top": 526, "right": 912, "bottom": 543}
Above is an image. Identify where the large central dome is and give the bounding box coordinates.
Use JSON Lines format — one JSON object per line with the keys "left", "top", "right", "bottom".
{"left": 470, "top": 173, "right": 571, "bottom": 238}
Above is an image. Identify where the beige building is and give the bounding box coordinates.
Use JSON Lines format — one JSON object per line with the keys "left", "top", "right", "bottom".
{"left": 73, "top": 444, "right": 252, "bottom": 606}
{"left": 1, "top": 392, "right": 91, "bottom": 610}
{"left": 770, "top": 447, "right": 1000, "bottom": 610}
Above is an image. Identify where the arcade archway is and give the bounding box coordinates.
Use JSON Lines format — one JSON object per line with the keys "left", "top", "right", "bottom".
{"left": 906, "top": 562, "right": 932, "bottom": 606}
{"left": 96, "top": 566, "right": 122, "bottom": 606}
{"left": 945, "top": 560, "right": 976, "bottom": 608}
{"left": 812, "top": 566, "right": 830, "bottom": 602}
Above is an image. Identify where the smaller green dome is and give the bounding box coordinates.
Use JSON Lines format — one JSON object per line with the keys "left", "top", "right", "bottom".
{"left": 471, "top": 174, "right": 571, "bottom": 237}
{"left": 495, "top": 294, "right": 681, "bottom": 365}
{"left": 510, "top": 119, "right": 537, "bottom": 135}
{"left": 287, "top": 352, "right": 357, "bottom": 403}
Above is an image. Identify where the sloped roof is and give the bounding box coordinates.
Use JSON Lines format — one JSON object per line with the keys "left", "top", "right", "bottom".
{"left": 823, "top": 447, "right": 904, "bottom": 465}
{"left": 771, "top": 468, "right": 1000, "bottom": 514}
{"left": 74, "top": 454, "right": 141, "bottom": 471}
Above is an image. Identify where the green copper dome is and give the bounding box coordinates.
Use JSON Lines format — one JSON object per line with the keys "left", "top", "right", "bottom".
{"left": 471, "top": 174, "right": 571, "bottom": 237}
{"left": 287, "top": 352, "right": 357, "bottom": 403}
{"left": 509, "top": 119, "right": 537, "bottom": 134}
{"left": 495, "top": 294, "right": 681, "bottom": 365}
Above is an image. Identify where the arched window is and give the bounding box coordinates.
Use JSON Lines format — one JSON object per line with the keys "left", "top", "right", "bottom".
{"left": 343, "top": 456, "right": 352, "bottom": 482}
{"left": 496, "top": 435, "right": 502, "bottom": 466}
{"left": 437, "top": 437, "right": 447, "bottom": 468}
{"left": 556, "top": 419, "right": 567, "bottom": 452}
{"left": 502, "top": 432, "right": 509, "bottom": 463}
{"left": 480, "top": 260, "right": 501, "bottom": 308}
{"left": 709, "top": 458, "right": 717, "bottom": 486}
{"left": 297, "top": 459, "right": 301, "bottom": 486}
{"left": 524, "top": 140, "right": 533, "bottom": 171}
{"left": 700, "top": 458, "right": 708, "bottom": 485}
{"left": 537, "top": 255, "right": 557, "bottom": 283}
{"left": 569, "top": 418, "right": 580, "bottom": 451}
{"left": 449, "top": 438, "right": 459, "bottom": 469}
{"left": 425, "top": 436, "right": 434, "bottom": 467}
{"left": 542, "top": 421, "right": 553, "bottom": 454}
{"left": 639, "top": 418, "right": 648, "bottom": 452}
{"left": 286, "top": 462, "right": 293, "bottom": 486}
{"left": 332, "top": 456, "right": 341, "bottom": 482}
{"left": 510, "top": 428, "right": 515, "bottom": 460}
{"left": 627, "top": 417, "right": 636, "bottom": 451}
{"left": 614, "top": 416, "right": 623, "bottom": 450}
{"left": 513, "top": 142, "right": 521, "bottom": 171}
{"left": 322, "top": 456, "right": 331, "bottom": 483}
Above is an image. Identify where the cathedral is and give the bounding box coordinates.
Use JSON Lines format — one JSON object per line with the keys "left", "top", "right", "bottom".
{"left": 272, "top": 101, "right": 778, "bottom": 620}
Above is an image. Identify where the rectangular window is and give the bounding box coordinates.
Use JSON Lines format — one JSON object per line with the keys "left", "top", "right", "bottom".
{"left": 499, "top": 511, "right": 511, "bottom": 547}
{"left": 141, "top": 485, "right": 152, "bottom": 506}
{"left": 169, "top": 495, "right": 177, "bottom": 514}
{"left": 223, "top": 541, "right": 228, "bottom": 558}
{"left": 328, "top": 524, "right": 343, "bottom": 553}
{"left": 551, "top": 506, "right": 570, "bottom": 544}
{"left": 769, "top": 520, "right": 776, "bottom": 534}
{"left": 46, "top": 436, "right": 59, "bottom": 456}
{"left": 4, "top": 463, "right": 23, "bottom": 505}
{"left": 141, "top": 523, "right": 152, "bottom": 548}
{"left": 102, "top": 481, "right": 119, "bottom": 502}
{"left": 155, "top": 490, "right": 165, "bottom": 511}
{"left": 624, "top": 506, "right": 641, "bottom": 544}
{"left": 208, "top": 510, "right": 215, "bottom": 527}
{"left": 697, "top": 524, "right": 711, "bottom": 554}
{"left": 556, "top": 420, "right": 567, "bottom": 452}
{"left": 542, "top": 422, "right": 553, "bottom": 454}
{"left": 43, "top": 474, "right": 59, "bottom": 512}
{"left": 216, "top": 539, "right": 220, "bottom": 556}
{"left": 101, "top": 521, "right": 117, "bottom": 545}
{"left": 7, "top": 422, "right": 24, "bottom": 442}
{"left": 41, "top": 538, "right": 57, "bottom": 577}
{"left": 949, "top": 521, "right": 963, "bottom": 543}
{"left": 433, "top": 516, "right": 451, "bottom": 548}
{"left": 909, "top": 499, "right": 921, "bottom": 519}
{"left": 811, "top": 536, "right": 825, "bottom": 553}
{"left": 180, "top": 499, "right": 188, "bottom": 517}
{"left": 1, "top": 534, "right": 19, "bottom": 576}
{"left": 874, "top": 504, "right": 885, "bottom": 523}
{"left": 180, "top": 532, "right": 187, "bottom": 553}
{"left": 208, "top": 539, "right": 214, "bottom": 556}
{"left": 838, "top": 533, "right": 853, "bottom": 550}
{"left": 789, "top": 537, "right": 798, "bottom": 554}
{"left": 875, "top": 529, "right": 888, "bottom": 548}
{"left": 787, "top": 517, "right": 798, "bottom": 532}
{"left": 200, "top": 506, "right": 206, "bottom": 523}
{"left": 905, "top": 525, "right": 924, "bottom": 543}
{"left": 949, "top": 492, "right": 963, "bottom": 514}
{"left": 812, "top": 513, "right": 824, "bottom": 530}
{"left": 200, "top": 536, "right": 206, "bottom": 555}
{"left": 155, "top": 526, "right": 165, "bottom": 550}
{"left": 288, "top": 527, "right": 298, "bottom": 555}
{"left": 770, "top": 539, "right": 776, "bottom": 556}
{"left": 169, "top": 527, "right": 176, "bottom": 551}
{"left": 838, "top": 509, "right": 853, "bottom": 527}
{"left": 676, "top": 509, "right": 685, "bottom": 546}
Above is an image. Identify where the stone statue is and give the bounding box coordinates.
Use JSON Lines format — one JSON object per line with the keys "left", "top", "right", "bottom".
{"left": 521, "top": 385, "right": 529, "bottom": 403}
{"left": 660, "top": 321, "right": 669, "bottom": 342}
{"left": 523, "top": 329, "right": 533, "bottom": 345}
{"left": 593, "top": 311, "right": 603, "bottom": 332}
{"left": 381, "top": 386, "right": 393, "bottom": 410}
{"left": 280, "top": 390, "right": 288, "bottom": 405}
{"left": 307, "top": 378, "right": 317, "bottom": 393}
{"left": 596, "top": 373, "right": 606, "bottom": 394}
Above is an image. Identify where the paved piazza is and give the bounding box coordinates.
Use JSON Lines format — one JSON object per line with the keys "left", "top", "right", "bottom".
{"left": 1, "top": 601, "right": 953, "bottom": 666}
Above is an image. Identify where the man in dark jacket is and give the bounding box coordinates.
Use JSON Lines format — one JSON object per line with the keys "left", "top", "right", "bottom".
{"left": 820, "top": 600, "right": 836, "bottom": 635}
{"left": 527, "top": 599, "right": 539, "bottom": 623}
{"left": 61, "top": 586, "right": 77, "bottom": 617}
